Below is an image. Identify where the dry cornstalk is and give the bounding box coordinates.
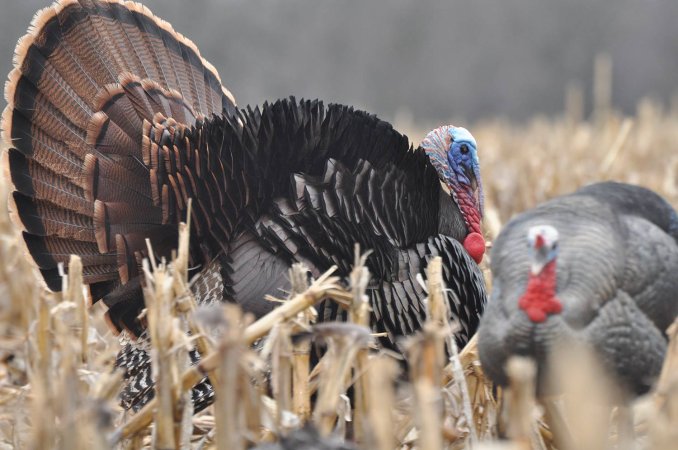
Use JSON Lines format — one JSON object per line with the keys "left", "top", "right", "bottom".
{"left": 565, "top": 81, "right": 584, "bottom": 127}
{"left": 505, "top": 356, "right": 537, "bottom": 449}
{"left": 348, "top": 245, "right": 371, "bottom": 443}
{"left": 425, "top": 256, "right": 447, "bottom": 328}
{"left": 448, "top": 334, "right": 501, "bottom": 441}
{"left": 415, "top": 379, "right": 444, "bottom": 450}
{"left": 171, "top": 213, "right": 222, "bottom": 444}
{"left": 312, "top": 323, "right": 372, "bottom": 436}
{"left": 289, "top": 263, "right": 314, "bottom": 421}
{"left": 402, "top": 257, "right": 457, "bottom": 450}
{"left": 445, "top": 328, "right": 478, "bottom": 445}
{"left": 649, "top": 318, "right": 678, "bottom": 449}
{"left": 655, "top": 318, "right": 678, "bottom": 410}
{"left": 600, "top": 119, "right": 633, "bottom": 174}
{"left": 173, "top": 205, "right": 216, "bottom": 370}
{"left": 407, "top": 322, "right": 445, "bottom": 450}
{"left": 23, "top": 253, "right": 116, "bottom": 450}
{"left": 142, "top": 253, "right": 182, "bottom": 449}
{"left": 91, "top": 370, "right": 124, "bottom": 404}
{"left": 266, "top": 262, "right": 316, "bottom": 428}
{"left": 366, "top": 355, "right": 399, "bottom": 450}
{"left": 113, "top": 266, "right": 344, "bottom": 442}
{"left": 547, "top": 341, "right": 620, "bottom": 450}
{"left": 271, "top": 322, "right": 293, "bottom": 428}
{"left": 428, "top": 256, "right": 478, "bottom": 444}
{"left": 52, "top": 258, "right": 83, "bottom": 450}
{"left": 241, "top": 355, "right": 265, "bottom": 441}
{"left": 0, "top": 171, "right": 38, "bottom": 334}
{"left": 142, "top": 235, "right": 196, "bottom": 449}
{"left": 213, "top": 305, "right": 246, "bottom": 450}
{"left": 27, "top": 291, "right": 54, "bottom": 449}
{"left": 66, "top": 255, "right": 88, "bottom": 364}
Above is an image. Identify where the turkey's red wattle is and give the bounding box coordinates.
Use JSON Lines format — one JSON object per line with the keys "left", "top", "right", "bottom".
{"left": 518, "top": 260, "right": 562, "bottom": 322}
{"left": 463, "top": 232, "right": 485, "bottom": 264}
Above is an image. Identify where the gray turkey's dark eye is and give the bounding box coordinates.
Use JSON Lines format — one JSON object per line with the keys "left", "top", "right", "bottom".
{"left": 460, "top": 144, "right": 469, "bottom": 154}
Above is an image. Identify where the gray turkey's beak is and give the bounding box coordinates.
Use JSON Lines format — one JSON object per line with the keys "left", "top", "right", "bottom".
{"left": 530, "top": 246, "right": 550, "bottom": 275}
{"left": 531, "top": 260, "right": 547, "bottom": 276}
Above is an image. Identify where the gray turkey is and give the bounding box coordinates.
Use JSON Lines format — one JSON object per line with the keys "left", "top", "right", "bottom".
{"left": 478, "top": 182, "right": 678, "bottom": 395}
{"left": 2, "top": 0, "right": 487, "bottom": 411}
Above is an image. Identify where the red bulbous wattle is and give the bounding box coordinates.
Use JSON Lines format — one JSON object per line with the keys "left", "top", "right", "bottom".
{"left": 518, "top": 296, "right": 562, "bottom": 322}
{"left": 463, "top": 232, "right": 485, "bottom": 264}
{"left": 518, "top": 260, "right": 563, "bottom": 323}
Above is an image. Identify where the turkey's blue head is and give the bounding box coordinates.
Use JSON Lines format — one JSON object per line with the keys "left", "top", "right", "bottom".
{"left": 422, "top": 126, "right": 485, "bottom": 263}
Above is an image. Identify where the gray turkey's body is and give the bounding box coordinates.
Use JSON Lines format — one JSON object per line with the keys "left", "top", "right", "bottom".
{"left": 478, "top": 182, "right": 678, "bottom": 394}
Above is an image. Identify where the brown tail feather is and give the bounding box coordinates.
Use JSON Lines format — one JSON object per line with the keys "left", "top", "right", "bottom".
{"left": 2, "top": 0, "right": 236, "bottom": 332}
{"left": 23, "top": 234, "right": 112, "bottom": 268}
{"left": 12, "top": 192, "right": 96, "bottom": 242}
{"left": 8, "top": 149, "right": 91, "bottom": 215}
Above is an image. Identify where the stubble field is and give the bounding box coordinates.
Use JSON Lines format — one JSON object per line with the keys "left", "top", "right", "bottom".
{"left": 1, "top": 89, "right": 678, "bottom": 449}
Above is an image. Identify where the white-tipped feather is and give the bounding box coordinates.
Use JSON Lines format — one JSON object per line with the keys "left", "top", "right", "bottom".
{"left": 1, "top": 107, "right": 13, "bottom": 147}
{"left": 54, "top": 0, "right": 79, "bottom": 15}
{"left": 26, "top": 5, "right": 57, "bottom": 39}
{"left": 7, "top": 0, "right": 235, "bottom": 124}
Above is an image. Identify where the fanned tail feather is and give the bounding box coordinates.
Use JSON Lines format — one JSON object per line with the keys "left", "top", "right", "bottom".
{"left": 1, "top": 0, "right": 236, "bottom": 334}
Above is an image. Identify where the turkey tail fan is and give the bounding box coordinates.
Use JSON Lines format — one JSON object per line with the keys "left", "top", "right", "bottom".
{"left": 1, "top": 0, "right": 236, "bottom": 332}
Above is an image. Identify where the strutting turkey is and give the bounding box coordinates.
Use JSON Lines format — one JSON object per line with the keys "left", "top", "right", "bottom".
{"left": 2, "top": 0, "right": 487, "bottom": 411}
{"left": 478, "top": 182, "right": 678, "bottom": 395}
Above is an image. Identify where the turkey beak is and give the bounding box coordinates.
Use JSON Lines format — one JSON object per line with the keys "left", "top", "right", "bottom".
{"left": 463, "top": 166, "right": 478, "bottom": 192}
{"left": 531, "top": 260, "right": 547, "bottom": 276}
{"left": 468, "top": 165, "right": 484, "bottom": 218}
{"left": 530, "top": 246, "right": 549, "bottom": 275}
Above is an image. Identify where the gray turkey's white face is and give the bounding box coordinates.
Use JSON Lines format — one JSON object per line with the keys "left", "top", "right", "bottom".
{"left": 527, "top": 225, "right": 559, "bottom": 275}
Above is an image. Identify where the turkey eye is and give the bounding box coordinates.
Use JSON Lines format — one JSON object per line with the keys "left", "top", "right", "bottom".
{"left": 460, "top": 144, "right": 469, "bottom": 154}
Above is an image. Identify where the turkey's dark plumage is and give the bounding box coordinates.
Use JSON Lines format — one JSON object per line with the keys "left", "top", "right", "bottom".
{"left": 478, "top": 182, "right": 678, "bottom": 395}
{"left": 3, "top": 0, "right": 487, "bottom": 412}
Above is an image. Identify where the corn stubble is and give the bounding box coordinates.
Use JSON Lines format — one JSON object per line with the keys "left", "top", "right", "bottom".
{"left": 3, "top": 82, "right": 678, "bottom": 448}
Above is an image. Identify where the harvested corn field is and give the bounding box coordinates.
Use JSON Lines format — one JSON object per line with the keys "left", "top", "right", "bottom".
{"left": 1, "top": 1, "right": 678, "bottom": 449}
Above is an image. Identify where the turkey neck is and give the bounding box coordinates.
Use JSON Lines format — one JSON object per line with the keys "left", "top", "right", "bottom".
{"left": 437, "top": 186, "right": 468, "bottom": 242}
{"left": 519, "top": 259, "right": 562, "bottom": 323}
{"left": 526, "top": 261, "right": 557, "bottom": 298}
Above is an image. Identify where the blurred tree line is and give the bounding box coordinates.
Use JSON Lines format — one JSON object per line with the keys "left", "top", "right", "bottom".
{"left": 1, "top": 0, "right": 677, "bottom": 123}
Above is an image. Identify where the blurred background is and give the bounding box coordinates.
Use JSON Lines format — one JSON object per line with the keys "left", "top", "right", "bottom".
{"left": 1, "top": 5, "right": 678, "bottom": 447}
{"left": 2, "top": 0, "right": 678, "bottom": 124}
{"left": 1, "top": 0, "right": 678, "bottom": 229}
